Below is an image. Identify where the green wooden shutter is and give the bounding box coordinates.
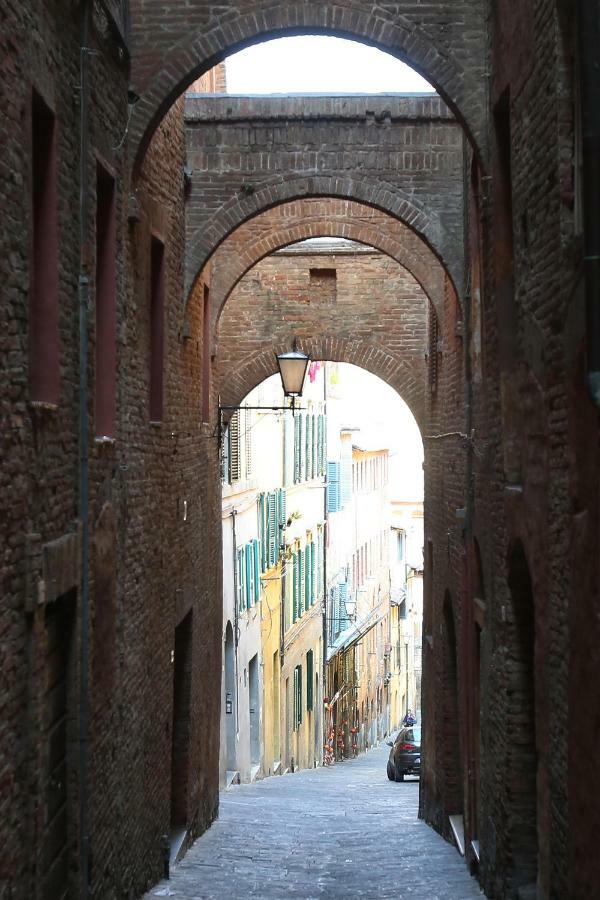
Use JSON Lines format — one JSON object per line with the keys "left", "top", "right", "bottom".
{"left": 310, "top": 540, "right": 316, "bottom": 606}
{"left": 294, "top": 664, "right": 303, "bottom": 728}
{"left": 245, "top": 544, "right": 252, "bottom": 608}
{"left": 306, "top": 650, "right": 314, "bottom": 711}
{"left": 304, "top": 414, "right": 309, "bottom": 481}
{"left": 252, "top": 538, "right": 260, "bottom": 603}
{"left": 258, "top": 494, "right": 266, "bottom": 571}
{"left": 305, "top": 542, "right": 311, "bottom": 608}
{"left": 311, "top": 415, "right": 317, "bottom": 479}
{"left": 292, "top": 552, "right": 298, "bottom": 623}
{"left": 299, "top": 548, "right": 305, "bottom": 617}
{"left": 278, "top": 488, "right": 286, "bottom": 531}
{"left": 294, "top": 415, "right": 301, "bottom": 483}
{"left": 237, "top": 548, "right": 245, "bottom": 612}
{"left": 317, "top": 415, "right": 323, "bottom": 476}
{"left": 267, "top": 491, "right": 277, "bottom": 567}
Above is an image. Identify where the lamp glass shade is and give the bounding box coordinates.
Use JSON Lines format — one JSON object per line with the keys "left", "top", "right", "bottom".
{"left": 276, "top": 349, "right": 310, "bottom": 396}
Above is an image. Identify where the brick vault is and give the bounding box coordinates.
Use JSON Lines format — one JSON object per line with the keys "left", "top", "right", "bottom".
{"left": 0, "top": 2, "right": 598, "bottom": 899}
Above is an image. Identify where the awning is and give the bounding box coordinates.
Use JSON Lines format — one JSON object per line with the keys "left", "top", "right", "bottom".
{"left": 326, "top": 610, "right": 385, "bottom": 661}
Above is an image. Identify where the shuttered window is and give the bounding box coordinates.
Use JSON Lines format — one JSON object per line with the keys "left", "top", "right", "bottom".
{"left": 252, "top": 538, "right": 260, "bottom": 603}
{"left": 236, "top": 548, "right": 245, "bottom": 612}
{"left": 317, "top": 415, "right": 324, "bottom": 475}
{"left": 305, "top": 414, "right": 312, "bottom": 481}
{"left": 245, "top": 543, "right": 253, "bottom": 608}
{"left": 294, "top": 665, "right": 302, "bottom": 729}
{"left": 292, "top": 552, "right": 298, "bottom": 624}
{"left": 304, "top": 542, "right": 311, "bottom": 608}
{"left": 267, "top": 491, "right": 277, "bottom": 568}
{"left": 294, "top": 415, "right": 301, "bottom": 483}
{"left": 311, "top": 415, "right": 317, "bottom": 479}
{"left": 339, "top": 582, "right": 349, "bottom": 630}
{"left": 244, "top": 407, "right": 252, "bottom": 478}
{"left": 317, "top": 528, "right": 324, "bottom": 600}
{"left": 229, "top": 411, "right": 241, "bottom": 481}
{"left": 327, "top": 461, "right": 341, "bottom": 513}
{"left": 306, "top": 650, "right": 314, "bottom": 711}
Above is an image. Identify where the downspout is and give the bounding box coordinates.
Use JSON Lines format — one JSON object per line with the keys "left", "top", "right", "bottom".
{"left": 231, "top": 509, "right": 239, "bottom": 733}
{"left": 78, "top": 2, "right": 92, "bottom": 896}
{"left": 577, "top": 1, "right": 600, "bottom": 407}
{"left": 321, "top": 364, "right": 328, "bottom": 763}
{"left": 462, "top": 137, "right": 477, "bottom": 865}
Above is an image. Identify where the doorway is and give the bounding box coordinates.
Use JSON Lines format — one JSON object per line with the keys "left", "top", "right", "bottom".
{"left": 272, "top": 650, "right": 280, "bottom": 766}
{"left": 170, "top": 612, "right": 192, "bottom": 833}
{"left": 248, "top": 654, "right": 260, "bottom": 767}
{"left": 41, "top": 591, "right": 75, "bottom": 900}
{"left": 224, "top": 623, "right": 236, "bottom": 771}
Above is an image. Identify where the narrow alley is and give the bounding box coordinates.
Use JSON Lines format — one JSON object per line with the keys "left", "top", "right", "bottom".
{"left": 147, "top": 745, "right": 482, "bottom": 900}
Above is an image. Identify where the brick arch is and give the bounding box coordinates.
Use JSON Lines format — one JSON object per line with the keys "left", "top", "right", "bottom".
{"left": 216, "top": 338, "right": 426, "bottom": 431}
{"left": 130, "top": 2, "right": 485, "bottom": 172}
{"left": 202, "top": 198, "right": 448, "bottom": 328}
{"left": 186, "top": 175, "right": 453, "bottom": 301}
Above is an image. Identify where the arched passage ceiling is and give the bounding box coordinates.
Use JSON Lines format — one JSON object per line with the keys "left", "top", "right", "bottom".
{"left": 184, "top": 94, "right": 465, "bottom": 296}
{"left": 200, "top": 198, "right": 448, "bottom": 329}
{"left": 128, "top": 1, "right": 487, "bottom": 169}
{"left": 215, "top": 241, "right": 433, "bottom": 428}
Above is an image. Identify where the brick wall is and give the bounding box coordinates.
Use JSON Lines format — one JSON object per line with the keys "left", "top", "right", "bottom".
{"left": 127, "top": 0, "right": 487, "bottom": 169}
{"left": 184, "top": 95, "right": 465, "bottom": 296}
{"left": 214, "top": 246, "right": 433, "bottom": 428}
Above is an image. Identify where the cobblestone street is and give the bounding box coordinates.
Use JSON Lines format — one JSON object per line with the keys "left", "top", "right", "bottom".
{"left": 146, "top": 745, "right": 483, "bottom": 899}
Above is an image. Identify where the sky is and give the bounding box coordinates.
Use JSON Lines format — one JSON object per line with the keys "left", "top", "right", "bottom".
{"left": 225, "top": 36, "right": 434, "bottom": 94}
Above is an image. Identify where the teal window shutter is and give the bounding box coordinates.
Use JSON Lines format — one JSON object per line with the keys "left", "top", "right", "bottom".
{"left": 294, "top": 416, "right": 300, "bottom": 483}
{"left": 317, "top": 415, "right": 323, "bottom": 475}
{"left": 311, "top": 415, "right": 317, "bottom": 479}
{"left": 304, "top": 414, "right": 310, "bottom": 481}
{"left": 306, "top": 650, "right": 314, "bottom": 711}
{"left": 294, "top": 664, "right": 303, "bottom": 728}
{"left": 292, "top": 552, "right": 298, "bottom": 623}
{"left": 327, "top": 461, "right": 340, "bottom": 512}
{"left": 253, "top": 538, "right": 260, "bottom": 603}
{"left": 304, "top": 543, "right": 310, "bottom": 608}
{"left": 299, "top": 548, "right": 305, "bottom": 617}
{"left": 311, "top": 540, "right": 316, "bottom": 605}
{"left": 267, "top": 491, "right": 277, "bottom": 567}
{"left": 278, "top": 488, "right": 286, "bottom": 531}
{"left": 245, "top": 544, "right": 252, "bottom": 608}
{"left": 339, "top": 582, "right": 349, "bottom": 629}
{"left": 237, "top": 548, "right": 245, "bottom": 613}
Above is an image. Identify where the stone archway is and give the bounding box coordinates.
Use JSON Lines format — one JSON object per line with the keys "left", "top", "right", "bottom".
{"left": 192, "top": 198, "right": 448, "bottom": 327}
{"left": 129, "top": 1, "right": 487, "bottom": 172}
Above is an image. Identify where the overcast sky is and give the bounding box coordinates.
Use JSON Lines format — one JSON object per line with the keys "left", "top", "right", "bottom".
{"left": 225, "top": 36, "right": 434, "bottom": 94}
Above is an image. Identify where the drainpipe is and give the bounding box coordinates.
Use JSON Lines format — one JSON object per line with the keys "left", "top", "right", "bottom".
{"left": 231, "top": 509, "right": 239, "bottom": 733}
{"left": 321, "top": 364, "right": 328, "bottom": 763}
{"left": 576, "top": 1, "right": 600, "bottom": 407}
{"left": 462, "top": 137, "right": 477, "bottom": 866}
{"left": 78, "top": 2, "right": 92, "bottom": 896}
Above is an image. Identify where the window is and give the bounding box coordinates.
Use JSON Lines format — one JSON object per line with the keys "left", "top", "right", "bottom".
{"left": 326, "top": 461, "right": 341, "bottom": 512}
{"left": 149, "top": 236, "right": 165, "bottom": 421}
{"left": 95, "top": 164, "right": 117, "bottom": 437}
{"left": 309, "top": 268, "right": 337, "bottom": 303}
{"left": 30, "top": 91, "right": 59, "bottom": 404}
{"left": 397, "top": 530, "right": 406, "bottom": 561}
{"left": 427, "top": 301, "right": 439, "bottom": 391}
{"left": 306, "top": 650, "right": 314, "bottom": 711}
{"left": 229, "top": 411, "right": 241, "bottom": 481}
{"left": 202, "top": 285, "right": 210, "bottom": 422}
{"left": 293, "top": 665, "right": 303, "bottom": 729}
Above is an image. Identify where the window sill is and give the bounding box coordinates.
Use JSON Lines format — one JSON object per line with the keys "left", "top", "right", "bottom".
{"left": 29, "top": 400, "right": 58, "bottom": 413}
{"left": 95, "top": 435, "right": 115, "bottom": 446}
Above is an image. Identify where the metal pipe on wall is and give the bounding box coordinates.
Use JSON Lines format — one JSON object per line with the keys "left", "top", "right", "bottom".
{"left": 78, "top": 1, "right": 91, "bottom": 895}
{"left": 576, "top": 0, "right": 600, "bottom": 407}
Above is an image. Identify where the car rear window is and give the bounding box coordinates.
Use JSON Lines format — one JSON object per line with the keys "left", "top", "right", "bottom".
{"left": 404, "top": 727, "right": 421, "bottom": 743}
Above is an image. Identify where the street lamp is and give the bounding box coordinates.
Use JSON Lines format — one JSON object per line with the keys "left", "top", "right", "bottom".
{"left": 218, "top": 345, "right": 311, "bottom": 446}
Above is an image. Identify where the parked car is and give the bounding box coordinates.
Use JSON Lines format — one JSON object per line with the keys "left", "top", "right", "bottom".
{"left": 386, "top": 725, "right": 421, "bottom": 781}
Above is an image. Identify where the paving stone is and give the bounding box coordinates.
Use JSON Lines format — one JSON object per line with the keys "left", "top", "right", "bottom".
{"left": 145, "top": 745, "right": 484, "bottom": 899}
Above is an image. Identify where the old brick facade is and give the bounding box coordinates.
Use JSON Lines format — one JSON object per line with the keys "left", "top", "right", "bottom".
{"left": 1, "top": 1, "right": 598, "bottom": 899}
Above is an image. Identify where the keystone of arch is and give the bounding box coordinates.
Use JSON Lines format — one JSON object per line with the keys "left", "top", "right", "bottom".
{"left": 185, "top": 174, "right": 459, "bottom": 304}
{"left": 129, "top": 0, "right": 486, "bottom": 174}
{"left": 216, "top": 337, "right": 426, "bottom": 432}
{"left": 207, "top": 205, "right": 447, "bottom": 330}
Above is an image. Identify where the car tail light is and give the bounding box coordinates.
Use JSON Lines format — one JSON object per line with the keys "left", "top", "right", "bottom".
{"left": 398, "top": 742, "right": 415, "bottom": 751}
